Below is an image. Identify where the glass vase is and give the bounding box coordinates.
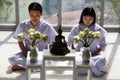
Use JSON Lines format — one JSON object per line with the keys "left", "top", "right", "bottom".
{"left": 29, "top": 46, "right": 38, "bottom": 64}
{"left": 82, "top": 47, "right": 91, "bottom": 64}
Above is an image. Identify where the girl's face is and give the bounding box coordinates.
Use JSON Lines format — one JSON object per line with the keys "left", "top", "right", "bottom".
{"left": 83, "top": 16, "right": 94, "bottom": 27}
{"left": 29, "top": 10, "right": 42, "bottom": 26}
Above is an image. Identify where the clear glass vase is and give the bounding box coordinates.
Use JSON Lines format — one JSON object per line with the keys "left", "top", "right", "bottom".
{"left": 29, "top": 46, "right": 38, "bottom": 64}
{"left": 82, "top": 47, "right": 91, "bottom": 64}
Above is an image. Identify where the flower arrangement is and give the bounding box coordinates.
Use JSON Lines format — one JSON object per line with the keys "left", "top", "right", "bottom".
{"left": 73, "top": 28, "right": 100, "bottom": 47}
{"left": 17, "top": 28, "right": 48, "bottom": 47}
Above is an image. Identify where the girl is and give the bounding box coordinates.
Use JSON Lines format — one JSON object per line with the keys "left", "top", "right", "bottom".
{"left": 68, "top": 7, "right": 107, "bottom": 76}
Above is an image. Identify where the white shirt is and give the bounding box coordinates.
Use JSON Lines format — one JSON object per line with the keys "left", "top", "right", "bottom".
{"left": 13, "top": 19, "right": 57, "bottom": 51}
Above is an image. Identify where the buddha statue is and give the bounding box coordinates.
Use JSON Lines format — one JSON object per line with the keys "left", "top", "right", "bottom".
{"left": 50, "top": 26, "right": 70, "bottom": 55}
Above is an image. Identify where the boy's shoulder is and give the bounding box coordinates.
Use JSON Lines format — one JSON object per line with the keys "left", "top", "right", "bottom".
{"left": 19, "top": 19, "right": 30, "bottom": 25}
{"left": 40, "top": 19, "right": 51, "bottom": 25}
{"left": 21, "top": 19, "right": 30, "bottom": 23}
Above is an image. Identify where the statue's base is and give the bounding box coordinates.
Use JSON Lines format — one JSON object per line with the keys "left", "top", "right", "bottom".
{"left": 50, "top": 42, "right": 70, "bottom": 55}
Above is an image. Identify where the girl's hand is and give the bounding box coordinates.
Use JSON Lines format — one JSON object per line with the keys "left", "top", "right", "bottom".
{"left": 92, "top": 48, "right": 102, "bottom": 56}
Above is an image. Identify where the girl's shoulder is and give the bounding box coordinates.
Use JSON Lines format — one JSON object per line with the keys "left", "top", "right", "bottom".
{"left": 72, "top": 24, "right": 84, "bottom": 29}
{"left": 70, "top": 24, "right": 83, "bottom": 34}
{"left": 95, "top": 23, "right": 107, "bottom": 34}
{"left": 71, "top": 24, "right": 80, "bottom": 31}
{"left": 95, "top": 23, "right": 106, "bottom": 30}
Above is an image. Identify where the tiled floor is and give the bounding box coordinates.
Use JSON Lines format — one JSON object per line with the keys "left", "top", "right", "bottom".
{"left": 0, "top": 31, "right": 120, "bottom": 80}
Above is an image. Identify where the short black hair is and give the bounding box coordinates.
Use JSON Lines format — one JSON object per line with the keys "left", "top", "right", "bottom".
{"left": 28, "top": 2, "right": 42, "bottom": 13}
{"left": 79, "top": 7, "right": 96, "bottom": 25}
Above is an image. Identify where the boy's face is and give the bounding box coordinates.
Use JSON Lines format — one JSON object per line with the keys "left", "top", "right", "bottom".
{"left": 83, "top": 16, "right": 94, "bottom": 27}
{"left": 29, "top": 10, "right": 42, "bottom": 26}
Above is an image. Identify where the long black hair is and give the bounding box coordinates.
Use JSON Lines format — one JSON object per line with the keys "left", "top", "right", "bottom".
{"left": 28, "top": 2, "right": 42, "bottom": 13}
{"left": 79, "top": 7, "right": 96, "bottom": 25}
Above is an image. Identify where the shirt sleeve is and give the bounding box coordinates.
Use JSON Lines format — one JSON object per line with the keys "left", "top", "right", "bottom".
{"left": 41, "top": 22, "right": 57, "bottom": 45}
{"left": 98, "top": 28, "right": 107, "bottom": 51}
{"left": 47, "top": 26, "right": 57, "bottom": 44}
{"left": 68, "top": 25, "right": 80, "bottom": 46}
{"left": 13, "top": 23, "right": 23, "bottom": 40}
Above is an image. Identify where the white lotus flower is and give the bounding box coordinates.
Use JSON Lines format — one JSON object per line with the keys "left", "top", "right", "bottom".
{"left": 73, "top": 28, "right": 100, "bottom": 47}
{"left": 17, "top": 28, "right": 48, "bottom": 47}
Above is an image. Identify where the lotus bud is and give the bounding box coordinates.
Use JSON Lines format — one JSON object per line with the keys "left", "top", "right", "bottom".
{"left": 17, "top": 33, "right": 24, "bottom": 41}
{"left": 29, "top": 35, "right": 35, "bottom": 40}
{"left": 78, "top": 31, "right": 85, "bottom": 39}
{"left": 28, "top": 28, "right": 36, "bottom": 35}
{"left": 40, "top": 34, "right": 48, "bottom": 42}
{"left": 88, "top": 31, "right": 94, "bottom": 38}
{"left": 94, "top": 31, "right": 100, "bottom": 39}
{"left": 34, "top": 31, "right": 41, "bottom": 39}
{"left": 73, "top": 36, "right": 81, "bottom": 43}
{"left": 83, "top": 28, "right": 90, "bottom": 36}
